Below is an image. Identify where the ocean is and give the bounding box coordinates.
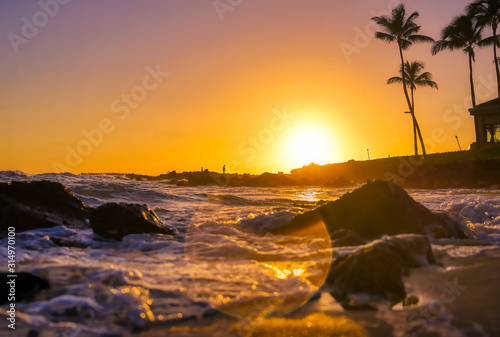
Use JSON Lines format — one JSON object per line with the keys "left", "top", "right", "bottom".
{"left": 1, "top": 171, "right": 499, "bottom": 337}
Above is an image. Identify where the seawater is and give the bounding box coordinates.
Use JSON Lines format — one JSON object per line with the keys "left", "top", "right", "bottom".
{"left": 0, "top": 171, "right": 499, "bottom": 336}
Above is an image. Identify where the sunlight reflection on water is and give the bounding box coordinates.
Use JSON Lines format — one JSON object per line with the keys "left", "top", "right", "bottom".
{"left": 184, "top": 213, "right": 332, "bottom": 319}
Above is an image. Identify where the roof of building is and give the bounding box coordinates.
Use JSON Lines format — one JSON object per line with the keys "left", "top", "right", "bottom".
{"left": 469, "top": 97, "right": 500, "bottom": 114}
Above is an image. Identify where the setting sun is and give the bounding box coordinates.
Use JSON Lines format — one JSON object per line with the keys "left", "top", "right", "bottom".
{"left": 284, "top": 124, "right": 335, "bottom": 168}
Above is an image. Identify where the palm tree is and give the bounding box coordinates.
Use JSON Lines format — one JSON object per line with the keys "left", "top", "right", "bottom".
{"left": 467, "top": 0, "right": 500, "bottom": 98}
{"left": 388, "top": 61, "right": 438, "bottom": 152}
{"left": 432, "top": 14, "right": 483, "bottom": 107}
{"left": 372, "top": 4, "right": 434, "bottom": 155}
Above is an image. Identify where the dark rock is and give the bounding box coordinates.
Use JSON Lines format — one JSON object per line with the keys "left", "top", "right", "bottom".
{"left": 365, "top": 319, "right": 395, "bottom": 337}
{"left": 0, "top": 272, "right": 50, "bottom": 304}
{"left": 482, "top": 327, "right": 500, "bottom": 337}
{"left": 324, "top": 234, "right": 436, "bottom": 305}
{"left": 339, "top": 300, "right": 377, "bottom": 311}
{"left": 403, "top": 295, "right": 419, "bottom": 308}
{"left": 0, "top": 180, "right": 91, "bottom": 233}
{"left": 90, "top": 203, "right": 174, "bottom": 240}
{"left": 405, "top": 160, "right": 500, "bottom": 189}
{"left": 186, "top": 171, "right": 219, "bottom": 186}
{"left": 247, "top": 172, "right": 295, "bottom": 187}
{"left": 27, "top": 331, "right": 39, "bottom": 337}
{"left": 450, "top": 318, "right": 474, "bottom": 329}
{"left": 330, "top": 229, "right": 367, "bottom": 247}
{"left": 306, "top": 291, "right": 322, "bottom": 303}
{"left": 179, "top": 171, "right": 237, "bottom": 187}
{"left": 49, "top": 237, "right": 89, "bottom": 249}
{"left": 285, "top": 180, "right": 468, "bottom": 239}
{"left": 405, "top": 328, "right": 441, "bottom": 337}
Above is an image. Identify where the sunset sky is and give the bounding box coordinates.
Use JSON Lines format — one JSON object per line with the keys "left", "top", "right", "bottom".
{"left": 1, "top": 0, "right": 498, "bottom": 175}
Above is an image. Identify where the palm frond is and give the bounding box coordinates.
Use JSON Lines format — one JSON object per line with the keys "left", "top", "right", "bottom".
{"left": 388, "top": 60, "right": 438, "bottom": 91}
{"left": 403, "top": 12, "right": 420, "bottom": 34}
{"left": 409, "top": 34, "right": 435, "bottom": 43}
{"left": 415, "top": 71, "right": 438, "bottom": 89}
{"left": 371, "top": 15, "right": 390, "bottom": 26}
{"left": 415, "top": 79, "right": 439, "bottom": 90}
{"left": 399, "top": 38, "right": 412, "bottom": 50}
{"left": 387, "top": 76, "right": 404, "bottom": 85}
{"left": 467, "top": 0, "right": 500, "bottom": 29}
{"left": 406, "top": 11, "right": 420, "bottom": 22}
{"left": 432, "top": 40, "right": 454, "bottom": 54}
{"left": 432, "top": 14, "right": 482, "bottom": 56}
{"left": 478, "top": 34, "right": 500, "bottom": 47}
{"left": 375, "top": 31, "right": 396, "bottom": 42}
{"left": 405, "top": 25, "right": 421, "bottom": 35}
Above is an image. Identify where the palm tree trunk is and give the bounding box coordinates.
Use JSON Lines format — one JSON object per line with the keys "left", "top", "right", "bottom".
{"left": 410, "top": 88, "right": 418, "bottom": 155}
{"left": 493, "top": 25, "right": 500, "bottom": 98}
{"left": 414, "top": 115, "right": 426, "bottom": 155}
{"left": 469, "top": 53, "right": 477, "bottom": 107}
{"left": 398, "top": 47, "right": 413, "bottom": 113}
{"left": 398, "top": 45, "right": 418, "bottom": 155}
{"left": 413, "top": 121, "right": 417, "bottom": 155}
{"left": 411, "top": 87, "right": 426, "bottom": 155}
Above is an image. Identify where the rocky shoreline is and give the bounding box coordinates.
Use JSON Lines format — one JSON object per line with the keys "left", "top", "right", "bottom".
{"left": 0, "top": 178, "right": 479, "bottom": 330}
{"left": 84, "top": 148, "right": 500, "bottom": 189}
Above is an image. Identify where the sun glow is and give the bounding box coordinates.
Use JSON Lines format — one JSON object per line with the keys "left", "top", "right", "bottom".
{"left": 284, "top": 124, "right": 335, "bottom": 169}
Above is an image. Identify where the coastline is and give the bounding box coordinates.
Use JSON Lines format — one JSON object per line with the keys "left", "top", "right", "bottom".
{"left": 82, "top": 148, "right": 500, "bottom": 189}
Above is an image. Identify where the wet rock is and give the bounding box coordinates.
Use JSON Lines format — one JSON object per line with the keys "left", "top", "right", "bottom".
{"left": 324, "top": 235, "right": 436, "bottom": 305}
{"left": 287, "top": 180, "right": 468, "bottom": 239}
{"left": 27, "top": 331, "right": 39, "bottom": 337}
{"left": 330, "top": 229, "right": 366, "bottom": 247}
{"left": 403, "top": 295, "right": 419, "bottom": 308}
{"left": 0, "top": 180, "right": 91, "bottom": 233}
{"left": 90, "top": 203, "right": 174, "bottom": 240}
{"left": 340, "top": 300, "right": 377, "bottom": 311}
{"left": 49, "top": 237, "right": 89, "bottom": 249}
{"left": 0, "top": 272, "right": 50, "bottom": 304}
{"left": 45, "top": 295, "right": 101, "bottom": 320}
{"left": 450, "top": 318, "right": 474, "bottom": 329}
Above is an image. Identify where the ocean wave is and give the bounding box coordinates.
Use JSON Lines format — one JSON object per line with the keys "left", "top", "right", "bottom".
{"left": 235, "top": 212, "right": 297, "bottom": 235}
{"left": 205, "top": 193, "right": 256, "bottom": 206}
{"left": 0, "top": 170, "right": 28, "bottom": 181}
{"left": 2, "top": 173, "right": 500, "bottom": 336}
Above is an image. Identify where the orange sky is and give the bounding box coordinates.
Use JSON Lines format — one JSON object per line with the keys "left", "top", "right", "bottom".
{"left": 1, "top": 0, "right": 497, "bottom": 175}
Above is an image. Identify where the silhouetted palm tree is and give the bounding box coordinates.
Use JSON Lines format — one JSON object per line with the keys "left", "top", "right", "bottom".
{"left": 372, "top": 4, "right": 434, "bottom": 155}
{"left": 432, "top": 14, "right": 483, "bottom": 107}
{"left": 467, "top": 0, "right": 500, "bottom": 98}
{"left": 388, "top": 61, "right": 438, "bottom": 152}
